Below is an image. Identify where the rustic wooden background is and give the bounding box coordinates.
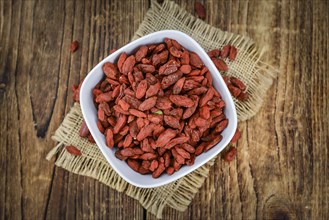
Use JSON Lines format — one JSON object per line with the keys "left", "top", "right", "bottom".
{"left": 0, "top": 0, "right": 328, "bottom": 219}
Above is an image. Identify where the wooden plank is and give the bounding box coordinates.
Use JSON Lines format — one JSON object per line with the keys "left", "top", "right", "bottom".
{"left": 0, "top": 0, "right": 24, "bottom": 219}
{"left": 310, "top": 1, "right": 328, "bottom": 219}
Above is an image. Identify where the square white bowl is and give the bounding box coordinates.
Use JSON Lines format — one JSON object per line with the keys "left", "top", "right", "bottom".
{"left": 80, "top": 30, "right": 237, "bottom": 188}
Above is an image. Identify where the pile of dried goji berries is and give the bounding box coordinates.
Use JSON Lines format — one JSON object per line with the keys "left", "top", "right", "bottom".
{"left": 91, "top": 38, "right": 229, "bottom": 178}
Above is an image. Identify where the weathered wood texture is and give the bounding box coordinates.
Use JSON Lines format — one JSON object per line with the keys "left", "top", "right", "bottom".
{"left": 0, "top": 0, "right": 328, "bottom": 219}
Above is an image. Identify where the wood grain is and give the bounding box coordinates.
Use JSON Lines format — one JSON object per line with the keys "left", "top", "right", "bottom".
{"left": 0, "top": 0, "right": 328, "bottom": 219}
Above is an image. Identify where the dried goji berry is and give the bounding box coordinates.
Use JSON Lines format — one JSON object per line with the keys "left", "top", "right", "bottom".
{"left": 65, "top": 145, "right": 81, "bottom": 156}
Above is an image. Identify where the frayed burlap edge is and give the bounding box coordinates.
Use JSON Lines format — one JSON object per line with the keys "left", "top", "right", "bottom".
{"left": 47, "top": 0, "right": 278, "bottom": 218}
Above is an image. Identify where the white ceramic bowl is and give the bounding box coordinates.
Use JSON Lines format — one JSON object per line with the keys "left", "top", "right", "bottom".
{"left": 80, "top": 30, "right": 237, "bottom": 188}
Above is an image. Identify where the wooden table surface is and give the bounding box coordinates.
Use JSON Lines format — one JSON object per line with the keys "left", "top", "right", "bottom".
{"left": 1, "top": 0, "right": 328, "bottom": 219}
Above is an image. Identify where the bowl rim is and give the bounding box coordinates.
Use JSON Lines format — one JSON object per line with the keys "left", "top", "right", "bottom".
{"left": 80, "top": 30, "right": 237, "bottom": 188}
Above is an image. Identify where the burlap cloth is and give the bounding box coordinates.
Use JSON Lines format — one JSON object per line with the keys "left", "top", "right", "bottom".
{"left": 47, "top": 0, "right": 277, "bottom": 218}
